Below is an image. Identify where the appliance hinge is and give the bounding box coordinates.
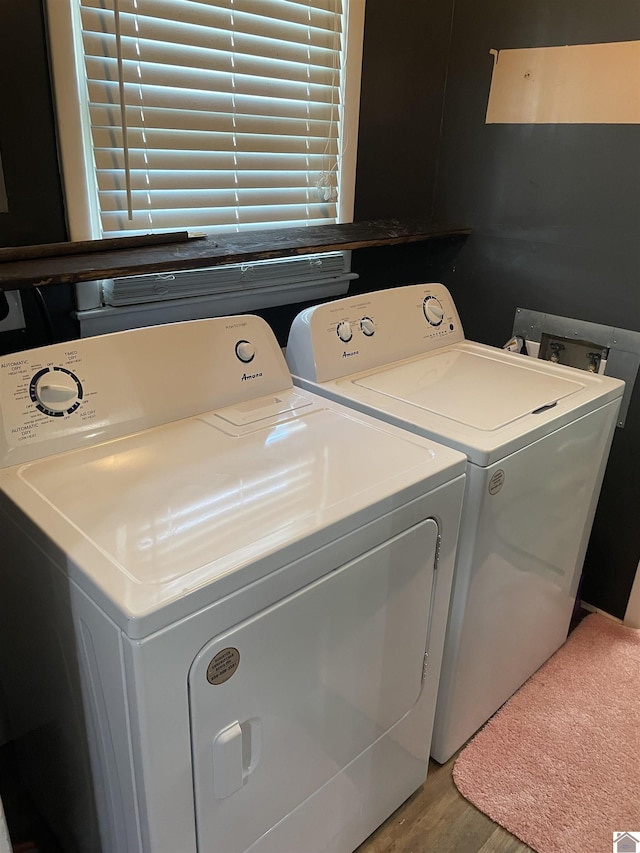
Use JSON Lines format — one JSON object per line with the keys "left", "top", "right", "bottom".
{"left": 434, "top": 533, "right": 442, "bottom": 570}
{"left": 422, "top": 652, "right": 429, "bottom": 681}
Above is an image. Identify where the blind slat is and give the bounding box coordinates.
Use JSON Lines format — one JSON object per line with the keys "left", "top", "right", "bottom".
{"left": 87, "top": 81, "right": 337, "bottom": 120}
{"left": 100, "top": 202, "right": 338, "bottom": 231}
{"left": 91, "top": 127, "right": 340, "bottom": 155}
{"left": 94, "top": 149, "right": 332, "bottom": 171}
{"left": 89, "top": 106, "right": 339, "bottom": 138}
{"left": 82, "top": 31, "right": 340, "bottom": 72}
{"left": 98, "top": 169, "right": 337, "bottom": 191}
{"left": 85, "top": 60, "right": 339, "bottom": 102}
{"left": 99, "top": 186, "right": 337, "bottom": 210}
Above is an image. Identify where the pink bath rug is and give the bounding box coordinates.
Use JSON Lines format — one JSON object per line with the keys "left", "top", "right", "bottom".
{"left": 452, "top": 613, "right": 640, "bottom": 853}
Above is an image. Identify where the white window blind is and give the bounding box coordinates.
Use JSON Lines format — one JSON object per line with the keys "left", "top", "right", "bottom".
{"left": 53, "top": 0, "right": 357, "bottom": 239}
{"left": 45, "top": 0, "right": 364, "bottom": 330}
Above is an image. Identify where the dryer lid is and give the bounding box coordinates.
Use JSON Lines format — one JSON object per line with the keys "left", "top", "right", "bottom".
{"left": 5, "top": 390, "right": 465, "bottom": 634}
{"left": 353, "top": 349, "right": 585, "bottom": 431}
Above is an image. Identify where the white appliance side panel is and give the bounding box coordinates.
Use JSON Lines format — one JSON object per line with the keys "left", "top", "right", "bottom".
{"left": 71, "top": 587, "right": 143, "bottom": 853}
{"left": 0, "top": 503, "right": 140, "bottom": 853}
{"left": 0, "top": 799, "right": 10, "bottom": 853}
{"left": 431, "top": 399, "right": 619, "bottom": 763}
{"left": 188, "top": 518, "right": 439, "bottom": 853}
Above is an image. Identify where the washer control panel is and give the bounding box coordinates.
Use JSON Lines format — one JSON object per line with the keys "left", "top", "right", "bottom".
{"left": 0, "top": 315, "right": 292, "bottom": 467}
{"left": 286, "top": 283, "right": 465, "bottom": 383}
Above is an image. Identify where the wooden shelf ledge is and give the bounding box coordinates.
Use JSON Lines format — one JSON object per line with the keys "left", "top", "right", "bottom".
{"left": 0, "top": 219, "right": 470, "bottom": 291}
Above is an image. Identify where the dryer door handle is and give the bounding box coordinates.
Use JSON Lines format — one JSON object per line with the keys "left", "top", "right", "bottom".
{"left": 213, "top": 722, "right": 244, "bottom": 799}
{"left": 212, "top": 719, "right": 262, "bottom": 799}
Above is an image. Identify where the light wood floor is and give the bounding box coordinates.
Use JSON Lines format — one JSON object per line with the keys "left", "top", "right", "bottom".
{"left": 356, "top": 755, "right": 534, "bottom": 853}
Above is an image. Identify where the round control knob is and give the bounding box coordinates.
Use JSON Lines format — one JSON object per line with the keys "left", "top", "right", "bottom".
{"left": 423, "top": 296, "right": 444, "bottom": 326}
{"left": 360, "top": 317, "right": 375, "bottom": 336}
{"left": 30, "top": 367, "right": 82, "bottom": 415}
{"left": 235, "top": 340, "right": 255, "bottom": 363}
{"left": 336, "top": 321, "right": 352, "bottom": 343}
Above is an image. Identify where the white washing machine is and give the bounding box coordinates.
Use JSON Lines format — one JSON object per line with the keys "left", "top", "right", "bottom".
{"left": 286, "top": 283, "right": 625, "bottom": 764}
{"left": 0, "top": 314, "right": 466, "bottom": 853}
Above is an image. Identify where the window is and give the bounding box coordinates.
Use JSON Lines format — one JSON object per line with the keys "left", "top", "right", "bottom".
{"left": 45, "top": 0, "right": 364, "bottom": 332}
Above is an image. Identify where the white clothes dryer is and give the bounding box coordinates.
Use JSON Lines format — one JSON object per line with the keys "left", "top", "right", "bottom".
{"left": 0, "top": 314, "right": 465, "bottom": 853}
{"left": 286, "top": 283, "right": 624, "bottom": 764}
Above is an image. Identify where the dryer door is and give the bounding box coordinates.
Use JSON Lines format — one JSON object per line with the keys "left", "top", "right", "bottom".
{"left": 188, "top": 517, "right": 439, "bottom": 852}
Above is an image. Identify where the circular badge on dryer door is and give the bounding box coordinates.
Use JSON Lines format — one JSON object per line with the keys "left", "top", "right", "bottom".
{"left": 207, "top": 647, "right": 240, "bottom": 685}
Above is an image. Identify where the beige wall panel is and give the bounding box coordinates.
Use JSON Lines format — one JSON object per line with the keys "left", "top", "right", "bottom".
{"left": 486, "top": 40, "right": 640, "bottom": 124}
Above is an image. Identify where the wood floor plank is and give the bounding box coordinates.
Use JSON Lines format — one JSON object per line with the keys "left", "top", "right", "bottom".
{"left": 430, "top": 804, "right": 499, "bottom": 853}
{"left": 357, "top": 756, "right": 532, "bottom": 853}
{"left": 478, "top": 827, "right": 535, "bottom": 853}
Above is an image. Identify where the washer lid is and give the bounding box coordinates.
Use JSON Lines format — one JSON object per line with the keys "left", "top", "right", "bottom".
{"left": 354, "top": 349, "right": 584, "bottom": 431}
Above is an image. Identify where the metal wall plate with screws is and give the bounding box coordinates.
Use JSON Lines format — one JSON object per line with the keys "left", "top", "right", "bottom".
{"left": 539, "top": 333, "right": 609, "bottom": 373}
{"left": 512, "top": 308, "right": 640, "bottom": 428}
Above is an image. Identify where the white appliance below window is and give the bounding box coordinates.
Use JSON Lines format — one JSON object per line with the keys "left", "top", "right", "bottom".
{"left": 0, "top": 314, "right": 465, "bottom": 853}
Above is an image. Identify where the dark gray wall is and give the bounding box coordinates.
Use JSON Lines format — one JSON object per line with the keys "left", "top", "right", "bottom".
{"left": 0, "top": 0, "right": 76, "bottom": 354}
{"left": 351, "top": 0, "right": 461, "bottom": 295}
{"left": 354, "top": 0, "right": 454, "bottom": 221}
{"left": 0, "top": 0, "right": 66, "bottom": 247}
{"left": 430, "top": 0, "right": 640, "bottom": 617}
{"left": 0, "top": 155, "right": 7, "bottom": 212}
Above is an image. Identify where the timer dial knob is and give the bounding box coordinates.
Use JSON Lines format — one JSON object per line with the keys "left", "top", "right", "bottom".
{"left": 31, "top": 367, "right": 82, "bottom": 415}
{"left": 235, "top": 340, "right": 255, "bottom": 363}
{"left": 423, "top": 295, "right": 444, "bottom": 326}
{"left": 336, "top": 321, "right": 352, "bottom": 343}
{"left": 360, "top": 317, "right": 375, "bottom": 336}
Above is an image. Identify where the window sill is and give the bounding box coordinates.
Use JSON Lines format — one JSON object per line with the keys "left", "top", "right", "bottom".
{"left": 0, "top": 219, "right": 471, "bottom": 292}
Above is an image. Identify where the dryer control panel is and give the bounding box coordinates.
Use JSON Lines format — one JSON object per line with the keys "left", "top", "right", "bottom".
{"left": 0, "top": 315, "right": 292, "bottom": 467}
{"left": 286, "top": 283, "right": 465, "bottom": 383}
